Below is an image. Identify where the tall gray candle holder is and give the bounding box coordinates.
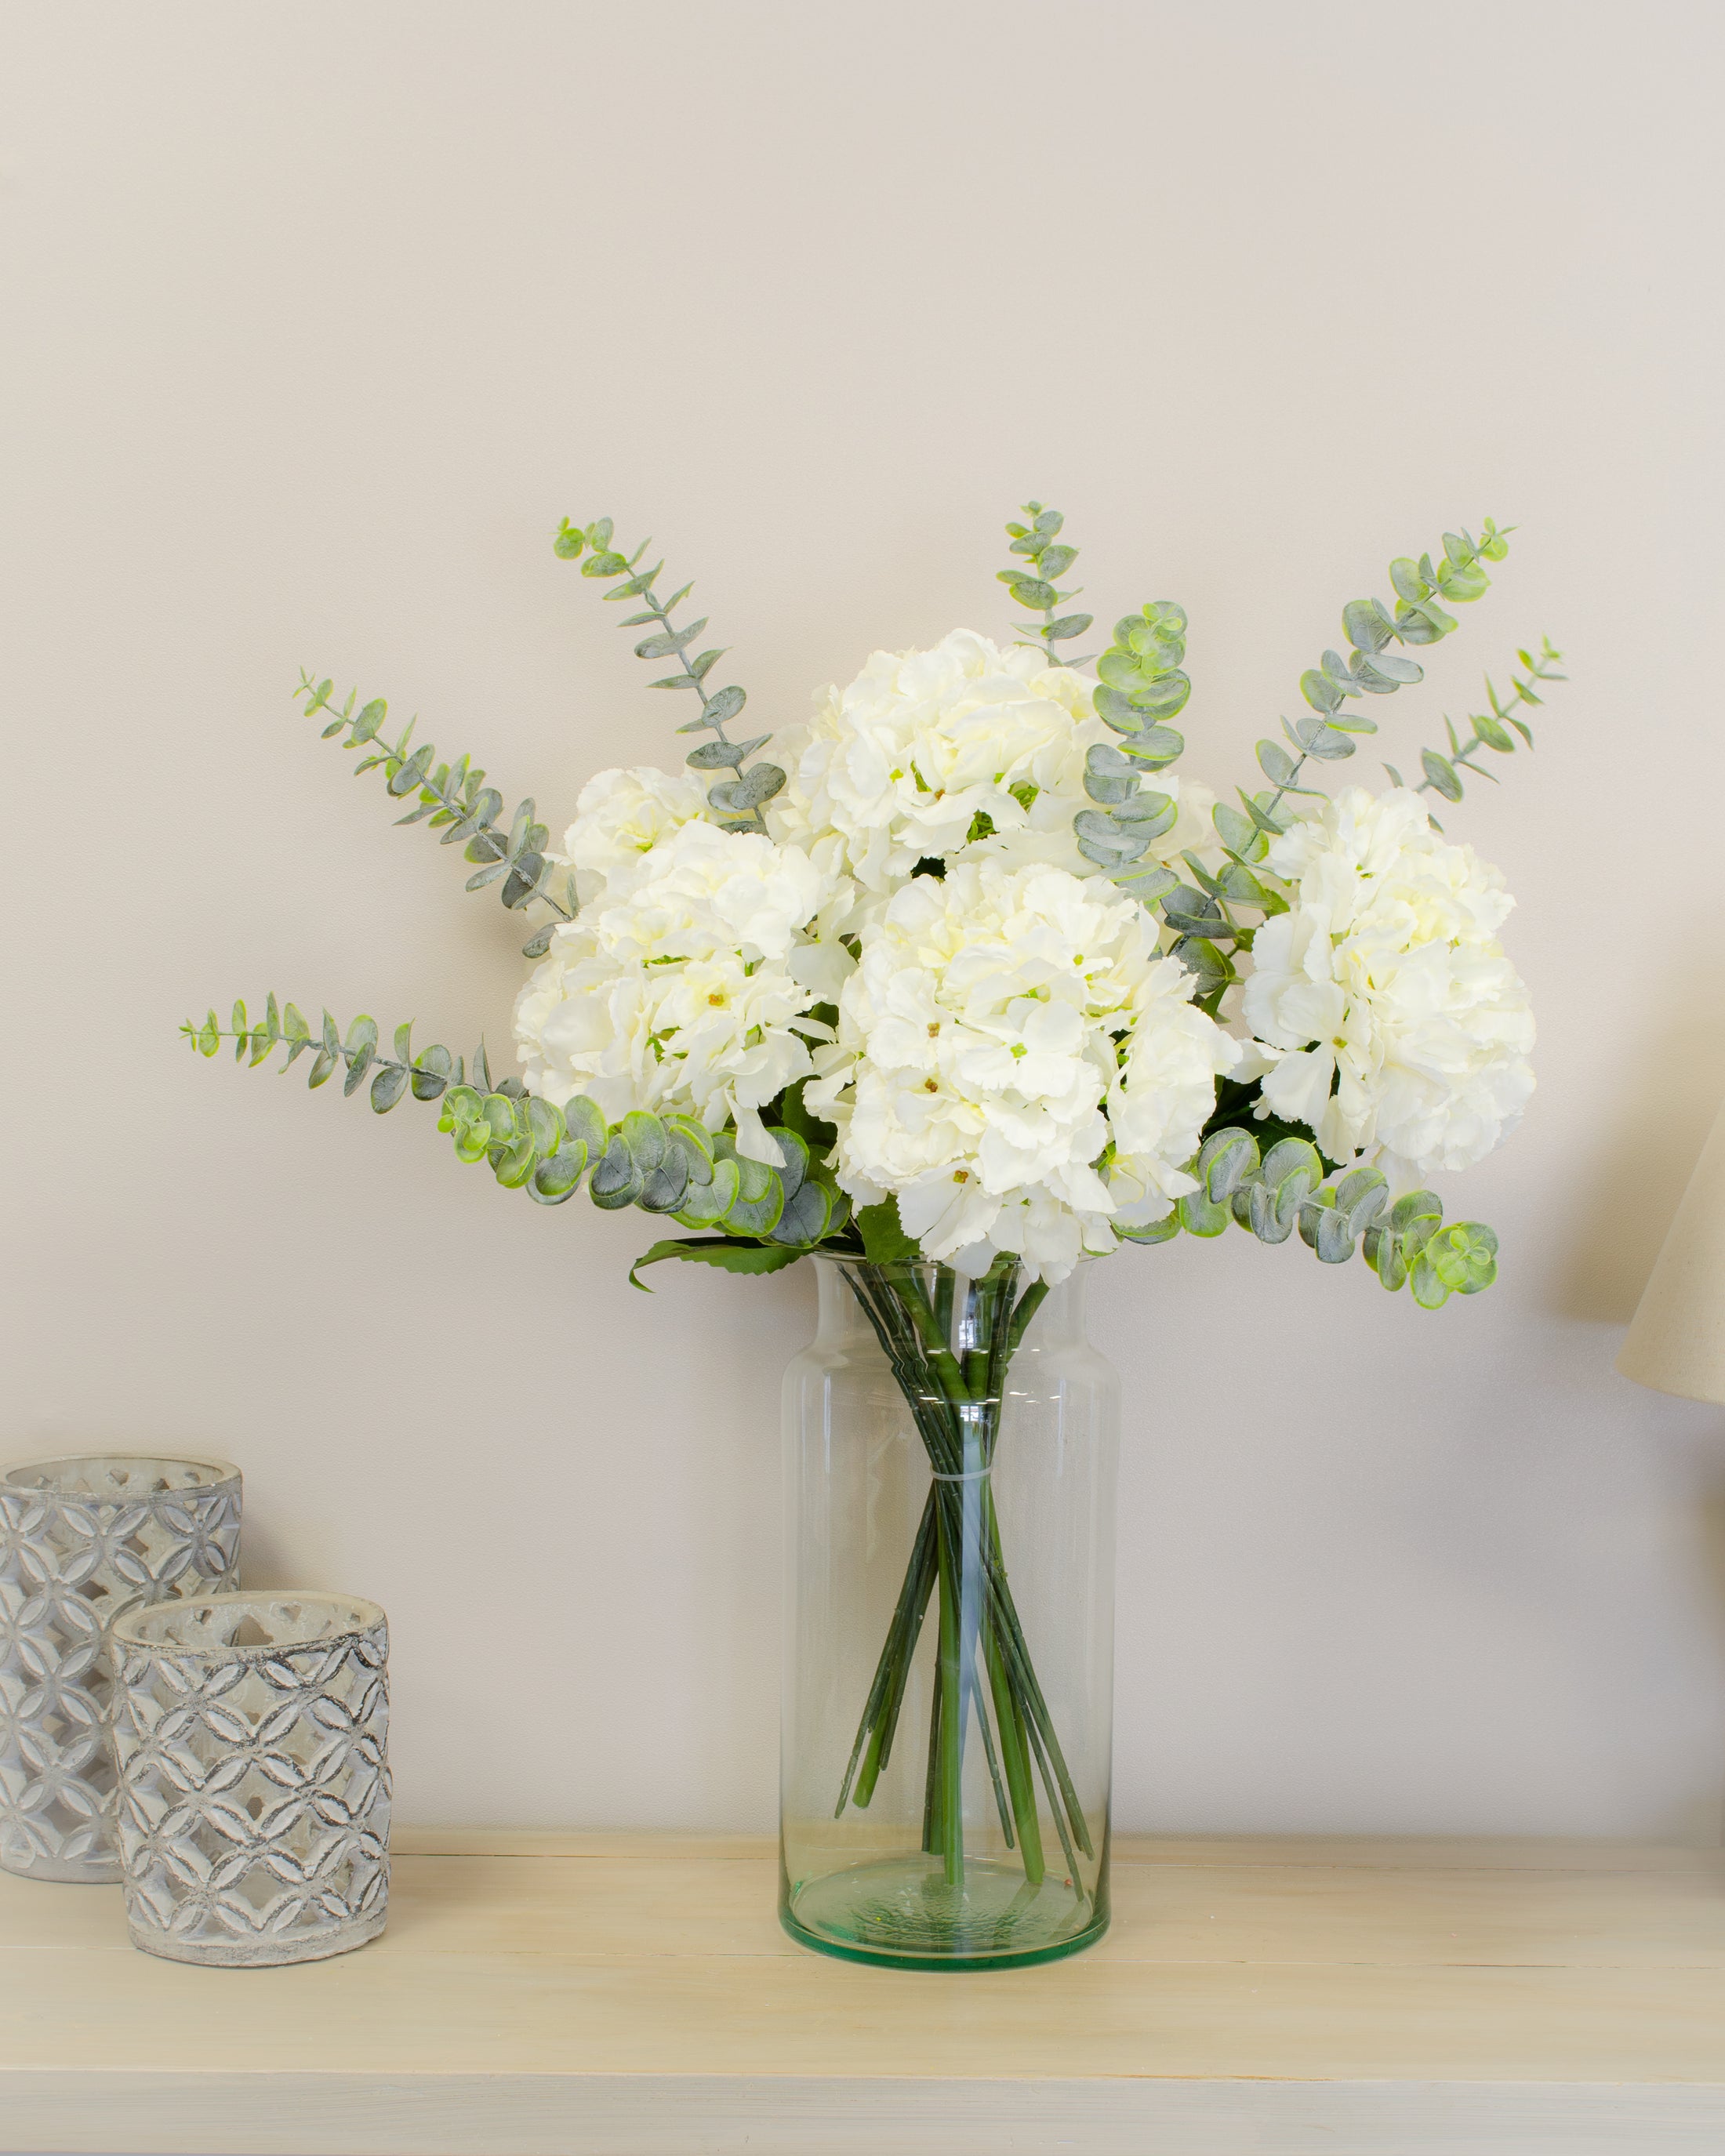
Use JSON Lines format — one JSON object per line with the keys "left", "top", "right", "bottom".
{"left": 0, "top": 1453, "right": 242, "bottom": 1882}
{"left": 111, "top": 1589, "right": 390, "bottom": 1966}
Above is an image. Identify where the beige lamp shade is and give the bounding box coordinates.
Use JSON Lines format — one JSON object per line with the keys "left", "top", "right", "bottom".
{"left": 1618, "top": 1100, "right": 1725, "bottom": 1404}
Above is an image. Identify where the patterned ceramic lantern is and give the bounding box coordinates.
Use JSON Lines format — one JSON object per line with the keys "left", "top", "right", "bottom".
{"left": 110, "top": 1590, "right": 390, "bottom": 1966}
{"left": 0, "top": 1454, "right": 242, "bottom": 1882}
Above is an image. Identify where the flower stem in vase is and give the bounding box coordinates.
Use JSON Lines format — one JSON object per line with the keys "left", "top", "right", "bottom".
{"left": 836, "top": 1260, "right": 1089, "bottom": 1900}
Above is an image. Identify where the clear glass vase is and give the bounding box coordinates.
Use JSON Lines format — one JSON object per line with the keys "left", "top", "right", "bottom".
{"left": 780, "top": 1256, "right": 1118, "bottom": 1969}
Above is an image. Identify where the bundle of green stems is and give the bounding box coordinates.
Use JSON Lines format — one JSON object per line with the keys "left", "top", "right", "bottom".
{"left": 833, "top": 1259, "right": 1092, "bottom": 1893}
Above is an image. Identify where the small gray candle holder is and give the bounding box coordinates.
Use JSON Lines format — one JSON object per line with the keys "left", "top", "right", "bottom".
{"left": 0, "top": 1453, "right": 242, "bottom": 1882}
{"left": 111, "top": 1590, "right": 390, "bottom": 1966}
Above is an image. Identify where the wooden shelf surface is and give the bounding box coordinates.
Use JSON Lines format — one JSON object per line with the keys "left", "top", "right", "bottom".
{"left": 5, "top": 1831, "right": 1725, "bottom": 2154}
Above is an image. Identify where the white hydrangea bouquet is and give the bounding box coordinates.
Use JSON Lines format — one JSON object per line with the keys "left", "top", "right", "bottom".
{"left": 189, "top": 503, "right": 1561, "bottom": 1922}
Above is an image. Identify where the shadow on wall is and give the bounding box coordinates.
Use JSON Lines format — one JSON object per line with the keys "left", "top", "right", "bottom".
{"left": 1557, "top": 964, "right": 1725, "bottom": 1325}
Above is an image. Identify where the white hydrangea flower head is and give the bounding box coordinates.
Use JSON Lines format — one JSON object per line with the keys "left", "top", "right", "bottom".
{"left": 558, "top": 764, "right": 707, "bottom": 906}
{"left": 772, "top": 629, "right": 1203, "bottom": 911}
{"left": 809, "top": 858, "right": 1235, "bottom": 1280}
{"left": 1106, "top": 959, "right": 1243, "bottom": 1228}
{"left": 1240, "top": 786, "right": 1534, "bottom": 1178}
{"left": 515, "top": 818, "right": 843, "bottom": 1163}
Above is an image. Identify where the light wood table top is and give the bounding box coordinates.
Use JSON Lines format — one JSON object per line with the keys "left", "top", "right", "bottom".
{"left": 5, "top": 1831, "right": 1725, "bottom": 2153}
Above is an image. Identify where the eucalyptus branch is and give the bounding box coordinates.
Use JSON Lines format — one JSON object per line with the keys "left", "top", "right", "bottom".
{"left": 294, "top": 674, "right": 578, "bottom": 960}
{"left": 1390, "top": 638, "right": 1567, "bottom": 806}
{"left": 1153, "top": 1121, "right": 1499, "bottom": 1311}
{"left": 1138, "top": 519, "right": 1522, "bottom": 1004}
{"left": 998, "top": 502, "right": 1093, "bottom": 670}
{"left": 1072, "top": 600, "right": 1193, "bottom": 909}
{"left": 185, "top": 996, "right": 854, "bottom": 1255}
{"left": 553, "top": 518, "right": 783, "bottom": 834}
{"left": 1253, "top": 518, "right": 1514, "bottom": 822}
{"left": 183, "top": 993, "right": 480, "bottom": 1108}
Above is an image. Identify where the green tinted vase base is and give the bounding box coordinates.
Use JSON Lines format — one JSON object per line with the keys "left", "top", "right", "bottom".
{"left": 782, "top": 1854, "right": 1109, "bottom": 1971}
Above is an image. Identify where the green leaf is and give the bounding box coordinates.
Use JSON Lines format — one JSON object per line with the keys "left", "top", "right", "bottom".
{"left": 1421, "top": 750, "right": 1465, "bottom": 800}
{"left": 530, "top": 1142, "right": 589, "bottom": 1204}
{"left": 724, "top": 1157, "right": 785, "bottom": 1236}
{"left": 502, "top": 854, "right": 544, "bottom": 909}
{"left": 1256, "top": 739, "right": 1298, "bottom": 787}
{"left": 708, "top": 761, "right": 786, "bottom": 815}
{"left": 1076, "top": 817, "right": 1150, "bottom": 868}
{"left": 1176, "top": 1185, "right": 1231, "bottom": 1237}
{"left": 1113, "top": 860, "right": 1179, "bottom": 905}
{"left": 1353, "top": 651, "right": 1422, "bottom": 690}
{"left": 1084, "top": 743, "right": 1141, "bottom": 804}
{"left": 1095, "top": 677, "right": 1190, "bottom": 731}
{"left": 1120, "top": 724, "right": 1185, "bottom": 768}
{"left": 1342, "top": 598, "right": 1393, "bottom": 654}
{"left": 411, "top": 1044, "right": 452, "bottom": 1100}
{"left": 772, "top": 1079, "right": 837, "bottom": 1162}
{"left": 1389, "top": 557, "right": 1428, "bottom": 604}
{"left": 1118, "top": 1211, "right": 1181, "bottom": 1246}
{"left": 561, "top": 1095, "right": 608, "bottom": 1154}
{"left": 676, "top": 1156, "right": 741, "bottom": 1225}
{"left": 619, "top": 1109, "right": 668, "bottom": 1174}
{"left": 1198, "top": 1126, "right": 1259, "bottom": 1200}
{"left": 770, "top": 1178, "right": 834, "bottom": 1246}
{"left": 1115, "top": 791, "right": 1177, "bottom": 840}
{"left": 370, "top": 1063, "right": 410, "bottom": 1113}
{"left": 630, "top": 1237, "right": 805, "bottom": 1292}
{"left": 638, "top": 1150, "right": 693, "bottom": 1213}
{"left": 858, "top": 1196, "right": 921, "bottom": 1265}
{"left": 1212, "top": 804, "right": 1267, "bottom": 861}
{"left": 590, "top": 1134, "right": 645, "bottom": 1209}
{"left": 1163, "top": 887, "right": 1230, "bottom": 939}
{"left": 1474, "top": 712, "right": 1516, "bottom": 753}
{"left": 634, "top": 618, "right": 708, "bottom": 660}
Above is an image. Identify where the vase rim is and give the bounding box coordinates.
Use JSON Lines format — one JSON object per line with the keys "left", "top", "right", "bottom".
{"left": 2, "top": 1451, "right": 242, "bottom": 1496}
{"left": 112, "top": 1588, "right": 387, "bottom": 1658}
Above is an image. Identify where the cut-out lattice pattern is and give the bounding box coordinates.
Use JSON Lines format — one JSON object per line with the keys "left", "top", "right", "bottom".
{"left": 112, "top": 1592, "right": 390, "bottom": 1966}
{"left": 0, "top": 1454, "right": 242, "bottom": 1882}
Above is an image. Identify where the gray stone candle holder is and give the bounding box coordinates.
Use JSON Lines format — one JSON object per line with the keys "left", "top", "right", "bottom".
{"left": 111, "top": 1590, "right": 390, "bottom": 1967}
{"left": 0, "top": 1453, "right": 242, "bottom": 1882}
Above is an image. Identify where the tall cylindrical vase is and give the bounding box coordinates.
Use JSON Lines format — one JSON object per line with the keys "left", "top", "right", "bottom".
{"left": 780, "top": 1258, "right": 1118, "bottom": 1970}
{"left": 0, "top": 1454, "right": 242, "bottom": 1882}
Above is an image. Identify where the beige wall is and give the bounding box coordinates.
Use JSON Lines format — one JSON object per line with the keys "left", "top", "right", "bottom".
{"left": 5, "top": 1, "right": 1723, "bottom": 1836}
